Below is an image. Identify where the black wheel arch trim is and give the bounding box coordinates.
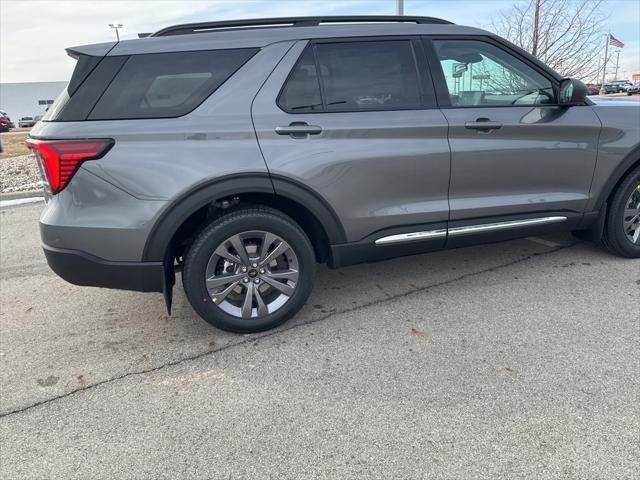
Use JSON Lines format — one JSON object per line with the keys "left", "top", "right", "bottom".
{"left": 593, "top": 145, "right": 640, "bottom": 211}
{"left": 142, "top": 173, "right": 346, "bottom": 262}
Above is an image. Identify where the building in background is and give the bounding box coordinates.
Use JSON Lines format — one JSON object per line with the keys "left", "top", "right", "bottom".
{"left": 0, "top": 81, "right": 67, "bottom": 123}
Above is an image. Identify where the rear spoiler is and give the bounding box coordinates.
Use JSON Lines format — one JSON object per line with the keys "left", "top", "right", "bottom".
{"left": 66, "top": 41, "right": 117, "bottom": 59}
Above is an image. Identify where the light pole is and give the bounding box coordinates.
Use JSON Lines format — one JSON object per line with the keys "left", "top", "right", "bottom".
{"left": 108, "top": 23, "right": 123, "bottom": 41}
{"left": 396, "top": 0, "right": 404, "bottom": 16}
{"left": 613, "top": 50, "right": 621, "bottom": 80}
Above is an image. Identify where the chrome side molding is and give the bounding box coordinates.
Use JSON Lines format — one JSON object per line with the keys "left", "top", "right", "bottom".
{"left": 448, "top": 216, "right": 567, "bottom": 236}
{"left": 375, "top": 216, "right": 567, "bottom": 245}
{"left": 374, "top": 229, "right": 447, "bottom": 245}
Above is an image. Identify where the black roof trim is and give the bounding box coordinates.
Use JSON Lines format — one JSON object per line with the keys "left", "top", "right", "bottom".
{"left": 151, "top": 16, "right": 453, "bottom": 37}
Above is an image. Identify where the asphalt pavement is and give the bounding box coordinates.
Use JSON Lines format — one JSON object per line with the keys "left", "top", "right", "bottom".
{"left": 1, "top": 202, "right": 638, "bottom": 479}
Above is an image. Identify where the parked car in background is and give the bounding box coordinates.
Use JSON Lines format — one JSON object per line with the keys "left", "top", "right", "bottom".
{"left": 586, "top": 84, "right": 600, "bottom": 95}
{"left": 603, "top": 82, "right": 633, "bottom": 94}
{"left": 626, "top": 83, "right": 640, "bottom": 95}
{"left": 602, "top": 84, "right": 622, "bottom": 94}
{"left": 0, "top": 116, "right": 10, "bottom": 132}
{"left": 28, "top": 15, "right": 640, "bottom": 333}
{"left": 18, "top": 116, "right": 37, "bottom": 128}
{"left": 0, "top": 110, "right": 14, "bottom": 129}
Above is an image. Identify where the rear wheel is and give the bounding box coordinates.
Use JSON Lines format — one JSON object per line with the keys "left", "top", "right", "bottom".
{"left": 602, "top": 165, "right": 640, "bottom": 258}
{"left": 182, "top": 207, "right": 315, "bottom": 332}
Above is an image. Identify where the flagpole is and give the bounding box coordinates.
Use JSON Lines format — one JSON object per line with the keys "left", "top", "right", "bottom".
{"left": 601, "top": 33, "right": 610, "bottom": 88}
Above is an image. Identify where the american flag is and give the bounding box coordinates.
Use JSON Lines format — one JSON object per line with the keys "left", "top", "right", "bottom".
{"left": 609, "top": 34, "right": 624, "bottom": 48}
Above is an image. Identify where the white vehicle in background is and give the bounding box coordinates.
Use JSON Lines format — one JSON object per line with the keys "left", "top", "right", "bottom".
{"left": 626, "top": 82, "right": 640, "bottom": 95}
{"left": 18, "top": 116, "right": 37, "bottom": 128}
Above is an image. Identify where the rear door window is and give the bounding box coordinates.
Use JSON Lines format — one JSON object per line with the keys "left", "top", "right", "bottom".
{"left": 278, "top": 47, "right": 323, "bottom": 112}
{"left": 278, "top": 40, "right": 425, "bottom": 113}
{"left": 88, "top": 48, "right": 258, "bottom": 120}
{"left": 316, "top": 40, "right": 422, "bottom": 111}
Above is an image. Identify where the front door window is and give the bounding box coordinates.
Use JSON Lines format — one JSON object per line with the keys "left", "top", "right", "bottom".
{"left": 433, "top": 39, "right": 554, "bottom": 106}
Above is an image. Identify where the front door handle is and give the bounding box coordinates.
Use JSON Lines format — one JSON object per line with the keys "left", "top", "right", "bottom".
{"left": 464, "top": 118, "right": 503, "bottom": 132}
{"left": 275, "top": 122, "right": 322, "bottom": 137}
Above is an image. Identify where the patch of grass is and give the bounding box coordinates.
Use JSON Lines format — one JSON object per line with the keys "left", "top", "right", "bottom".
{"left": 0, "top": 133, "right": 29, "bottom": 160}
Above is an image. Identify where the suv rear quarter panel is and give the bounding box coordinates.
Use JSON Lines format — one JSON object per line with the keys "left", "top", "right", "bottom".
{"left": 33, "top": 41, "right": 295, "bottom": 262}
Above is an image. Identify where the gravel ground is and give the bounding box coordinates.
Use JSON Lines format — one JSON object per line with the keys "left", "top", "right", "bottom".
{"left": 0, "top": 155, "right": 43, "bottom": 193}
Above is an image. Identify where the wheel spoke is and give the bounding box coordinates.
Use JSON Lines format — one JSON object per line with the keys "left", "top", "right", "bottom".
{"left": 210, "top": 280, "right": 241, "bottom": 304}
{"left": 259, "top": 232, "right": 277, "bottom": 263}
{"left": 241, "top": 283, "right": 254, "bottom": 318}
{"left": 254, "top": 288, "right": 269, "bottom": 316}
{"left": 622, "top": 184, "right": 640, "bottom": 244}
{"left": 214, "top": 244, "right": 241, "bottom": 264}
{"left": 229, "top": 235, "right": 251, "bottom": 266}
{"left": 259, "top": 240, "right": 289, "bottom": 267}
{"left": 266, "top": 269, "right": 299, "bottom": 282}
{"left": 206, "top": 273, "right": 245, "bottom": 289}
{"left": 261, "top": 275, "right": 295, "bottom": 296}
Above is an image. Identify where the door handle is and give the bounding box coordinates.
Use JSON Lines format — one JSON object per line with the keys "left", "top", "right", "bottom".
{"left": 464, "top": 118, "right": 503, "bottom": 132}
{"left": 275, "top": 122, "right": 322, "bottom": 137}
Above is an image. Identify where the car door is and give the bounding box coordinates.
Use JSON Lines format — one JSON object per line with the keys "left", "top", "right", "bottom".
{"left": 424, "top": 37, "right": 602, "bottom": 245}
{"left": 251, "top": 38, "right": 451, "bottom": 260}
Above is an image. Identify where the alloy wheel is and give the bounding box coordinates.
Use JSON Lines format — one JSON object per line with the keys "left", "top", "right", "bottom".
{"left": 623, "top": 183, "right": 640, "bottom": 245}
{"left": 204, "top": 231, "right": 300, "bottom": 319}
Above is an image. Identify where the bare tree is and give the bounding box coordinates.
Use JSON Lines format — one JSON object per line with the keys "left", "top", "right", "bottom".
{"left": 491, "top": 0, "right": 610, "bottom": 81}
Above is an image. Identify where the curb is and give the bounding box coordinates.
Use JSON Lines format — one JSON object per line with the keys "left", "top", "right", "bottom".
{"left": 0, "top": 190, "right": 43, "bottom": 201}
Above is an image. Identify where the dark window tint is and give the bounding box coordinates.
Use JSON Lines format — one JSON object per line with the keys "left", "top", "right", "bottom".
{"left": 44, "top": 56, "right": 128, "bottom": 122}
{"left": 67, "top": 54, "right": 101, "bottom": 96}
{"left": 316, "top": 41, "right": 421, "bottom": 111}
{"left": 89, "top": 48, "right": 258, "bottom": 120}
{"left": 278, "top": 48, "right": 323, "bottom": 112}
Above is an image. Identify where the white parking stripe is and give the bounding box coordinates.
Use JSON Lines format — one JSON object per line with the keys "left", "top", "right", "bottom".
{"left": 0, "top": 197, "right": 44, "bottom": 208}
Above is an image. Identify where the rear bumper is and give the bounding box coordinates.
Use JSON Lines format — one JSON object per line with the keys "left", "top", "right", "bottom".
{"left": 43, "top": 244, "right": 163, "bottom": 293}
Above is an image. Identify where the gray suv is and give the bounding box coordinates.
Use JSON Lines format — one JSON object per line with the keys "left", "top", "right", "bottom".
{"left": 28, "top": 16, "right": 640, "bottom": 333}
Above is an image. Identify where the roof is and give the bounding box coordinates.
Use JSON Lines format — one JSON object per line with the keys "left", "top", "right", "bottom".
{"left": 69, "top": 17, "right": 491, "bottom": 57}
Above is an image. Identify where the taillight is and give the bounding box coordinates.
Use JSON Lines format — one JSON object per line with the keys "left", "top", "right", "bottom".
{"left": 25, "top": 138, "right": 114, "bottom": 194}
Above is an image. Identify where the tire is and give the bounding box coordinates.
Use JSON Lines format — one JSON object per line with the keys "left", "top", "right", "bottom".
{"left": 182, "top": 206, "right": 316, "bottom": 333}
{"left": 602, "top": 165, "right": 640, "bottom": 258}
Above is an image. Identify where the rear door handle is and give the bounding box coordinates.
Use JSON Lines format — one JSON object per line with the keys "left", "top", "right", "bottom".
{"left": 464, "top": 118, "right": 503, "bottom": 132}
{"left": 275, "top": 123, "right": 322, "bottom": 137}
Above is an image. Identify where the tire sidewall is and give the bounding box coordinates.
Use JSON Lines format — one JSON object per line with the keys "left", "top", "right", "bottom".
{"left": 606, "top": 167, "right": 640, "bottom": 257}
{"left": 183, "top": 210, "right": 315, "bottom": 332}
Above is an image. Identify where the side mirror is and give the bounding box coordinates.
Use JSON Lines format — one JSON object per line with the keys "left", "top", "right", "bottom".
{"left": 559, "top": 78, "right": 588, "bottom": 106}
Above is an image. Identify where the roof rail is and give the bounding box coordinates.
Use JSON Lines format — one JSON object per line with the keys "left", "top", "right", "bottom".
{"left": 150, "top": 15, "right": 453, "bottom": 37}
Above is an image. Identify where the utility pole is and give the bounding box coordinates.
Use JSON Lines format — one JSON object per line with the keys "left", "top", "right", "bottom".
{"left": 396, "top": 0, "right": 404, "bottom": 16}
{"left": 531, "top": 0, "right": 541, "bottom": 57}
{"left": 108, "top": 23, "right": 123, "bottom": 41}
{"left": 613, "top": 50, "right": 621, "bottom": 80}
{"left": 600, "top": 34, "right": 609, "bottom": 87}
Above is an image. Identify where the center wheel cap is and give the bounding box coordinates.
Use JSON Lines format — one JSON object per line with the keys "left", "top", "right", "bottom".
{"left": 248, "top": 269, "right": 258, "bottom": 278}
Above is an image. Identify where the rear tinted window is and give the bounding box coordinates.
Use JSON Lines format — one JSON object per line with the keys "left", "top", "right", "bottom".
{"left": 317, "top": 41, "right": 421, "bottom": 111}
{"left": 278, "top": 41, "right": 422, "bottom": 112}
{"left": 88, "top": 48, "right": 257, "bottom": 120}
{"left": 278, "top": 48, "right": 323, "bottom": 112}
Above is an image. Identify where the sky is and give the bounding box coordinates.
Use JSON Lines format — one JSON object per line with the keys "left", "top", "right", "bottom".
{"left": 1, "top": 0, "right": 639, "bottom": 83}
